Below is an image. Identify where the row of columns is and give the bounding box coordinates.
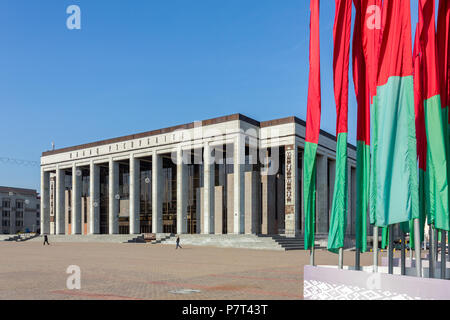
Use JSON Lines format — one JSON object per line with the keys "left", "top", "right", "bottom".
{"left": 41, "top": 137, "right": 259, "bottom": 236}
{"left": 40, "top": 142, "right": 357, "bottom": 237}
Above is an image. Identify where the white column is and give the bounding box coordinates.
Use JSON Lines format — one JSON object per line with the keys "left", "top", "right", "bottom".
{"left": 89, "top": 161, "right": 100, "bottom": 234}
{"left": 284, "top": 144, "right": 300, "bottom": 237}
{"left": 203, "top": 144, "right": 215, "bottom": 234}
{"left": 55, "top": 167, "right": 65, "bottom": 235}
{"left": 152, "top": 151, "right": 163, "bottom": 233}
{"left": 109, "top": 159, "right": 119, "bottom": 234}
{"left": 177, "top": 149, "right": 188, "bottom": 234}
{"left": 72, "top": 164, "right": 82, "bottom": 234}
{"left": 129, "top": 155, "right": 140, "bottom": 234}
{"left": 40, "top": 169, "right": 50, "bottom": 235}
{"left": 234, "top": 134, "right": 245, "bottom": 234}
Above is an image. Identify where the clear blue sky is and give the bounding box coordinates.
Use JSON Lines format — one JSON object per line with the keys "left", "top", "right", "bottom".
{"left": 0, "top": 0, "right": 421, "bottom": 191}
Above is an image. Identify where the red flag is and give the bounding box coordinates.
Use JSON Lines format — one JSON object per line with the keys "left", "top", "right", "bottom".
{"left": 418, "top": 0, "right": 440, "bottom": 100}
{"left": 377, "top": 0, "right": 414, "bottom": 86}
{"left": 333, "top": 0, "right": 352, "bottom": 136}
{"left": 305, "top": 0, "right": 321, "bottom": 145}
{"left": 354, "top": 0, "right": 370, "bottom": 146}
{"left": 362, "top": 0, "right": 382, "bottom": 102}
{"left": 438, "top": 0, "right": 450, "bottom": 113}
{"left": 414, "top": 24, "right": 426, "bottom": 170}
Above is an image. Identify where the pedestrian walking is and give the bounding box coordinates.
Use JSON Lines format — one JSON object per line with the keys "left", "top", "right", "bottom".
{"left": 43, "top": 234, "right": 50, "bottom": 245}
{"left": 176, "top": 236, "right": 182, "bottom": 249}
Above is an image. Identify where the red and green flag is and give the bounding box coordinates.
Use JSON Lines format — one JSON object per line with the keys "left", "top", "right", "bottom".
{"left": 361, "top": 0, "right": 382, "bottom": 227}
{"left": 304, "top": 0, "right": 321, "bottom": 250}
{"left": 353, "top": 0, "right": 371, "bottom": 253}
{"left": 437, "top": 0, "right": 450, "bottom": 231}
{"left": 369, "top": 0, "right": 419, "bottom": 227}
{"left": 410, "top": 24, "right": 426, "bottom": 248}
{"left": 328, "top": 0, "right": 352, "bottom": 253}
{"left": 416, "top": 0, "right": 449, "bottom": 232}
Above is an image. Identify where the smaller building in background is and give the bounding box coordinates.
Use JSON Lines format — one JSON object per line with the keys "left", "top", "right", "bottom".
{"left": 0, "top": 186, "right": 40, "bottom": 234}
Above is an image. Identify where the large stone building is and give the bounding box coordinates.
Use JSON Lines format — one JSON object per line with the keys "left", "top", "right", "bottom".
{"left": 40, "top": 114, "right": 357, "bottom": 238}
{"left": 1, "top": 186, "right": 40, "bottom": 234}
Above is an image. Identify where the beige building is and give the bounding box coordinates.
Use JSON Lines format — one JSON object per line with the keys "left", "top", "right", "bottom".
{"left": 1, "top": 186, "right": 40, "bottom": 234}
{"left": 40, "top": 114, "right": 357, "bottom": 238}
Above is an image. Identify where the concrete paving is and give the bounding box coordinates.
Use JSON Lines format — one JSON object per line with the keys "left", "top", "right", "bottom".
{"left": 0, "top": 241, "right": 377, "bottom": 300}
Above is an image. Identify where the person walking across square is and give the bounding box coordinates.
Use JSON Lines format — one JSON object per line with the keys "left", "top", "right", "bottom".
{"left": 175, "top": 236, "right": 182, "bottom": 249}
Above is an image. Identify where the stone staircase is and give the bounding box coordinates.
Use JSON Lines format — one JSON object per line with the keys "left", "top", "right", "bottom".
{"left": 27, "top": 234, "right": 142, "bottom": 243}
{"left": 2, "top": 233, "right": 314, "bottom": 251}
{"left": 158, "top": 234, "right": 303, "bottom": 251}
{"left": 125, "top": 233, "right": 173, "bottom": 244}
{"left": 0, "top": 235, "right": 21, "bottom": 242}
{"left": 150, "top": 234, "right": 173, "bottom": 244}
{"left": 0, "top": 233, "right": 39, "bottom": 242}
{"left": 258, "top": 235, "right": 305, "bottom": 251}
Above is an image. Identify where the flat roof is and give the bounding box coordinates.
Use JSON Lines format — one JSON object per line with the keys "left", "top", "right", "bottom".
{"left": 42, "top": 113, "right": 355, "bottom": 157}
{"left": 0, "top": 186, "right": 37, "bottom": 196}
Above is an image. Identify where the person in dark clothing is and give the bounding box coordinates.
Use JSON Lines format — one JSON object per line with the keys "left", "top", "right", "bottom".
{"left": 43, "top": 234, "right": 50, "bottom": 245}
{"left": 175, "top": 236, "right": 182, "bottom": 249}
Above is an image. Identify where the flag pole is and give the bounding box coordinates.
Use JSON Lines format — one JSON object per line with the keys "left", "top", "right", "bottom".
{"left": 401, "top": 229, "right": 406, "bottom": 275}
{"left": 388, "top": 225, "right": 394, "bottom": 274}
{"left": 429, "top": 225, "right": 436, "bottom": 278}
{"left": 414, "top": 219, "right": 422, "bottom": 277}
{"left": 373, "top": 226, "right": 378, "bottom": 272}
{"left": 435, "top": 228, "right": 439, "bottom": 261}
{"left": 310, "top": 246, "right": 315, "bottom": 266}
{"left": 355, "top": 248, "right": 360, "bottom": 271}
{"left": 441, "top": 231, "right": 446, "bottom": 279}
{"left": 338, "top": 247, "right": 343, "bottom": 269}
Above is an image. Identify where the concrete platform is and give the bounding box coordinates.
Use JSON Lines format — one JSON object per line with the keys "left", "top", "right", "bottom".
{"left": 304, "top": 265, "right": 450, "bottom": 300}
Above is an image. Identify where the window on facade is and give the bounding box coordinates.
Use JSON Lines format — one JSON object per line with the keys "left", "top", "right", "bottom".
{"left": 2, "top": 200, "right": 10, "bottom": 208}
{"left": 16, "top": 201, "right": 23, "bottom": 209}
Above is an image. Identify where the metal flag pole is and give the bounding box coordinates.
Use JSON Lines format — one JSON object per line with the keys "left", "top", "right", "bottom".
{"left": 435, "top": 228, "right": 439, "bottom": 262}
{"left": 429, "top": 225, "right": 435, "bottom": 278}
{"left": 310, "top": 245, "right": 315, "bottom": 266}
{"left": 409, "top": 232, "right": 413, "bottom": 262}
{"left": 388, "top": 225, "right": 394, "bottom": 274}
{"left": 355, "top": 247, "right": 361, "bottom": 271}
{"left": 409, "top": 244, "right": 412, "bottom": 260}
{"left": 373, "top": 226, "right": 379, "bottom": 272}
{"left": 401, "top": 229, "right": 406, "bottom": 275}
{"left": 441, "top": 231, "right": 446, "bottom": 280}
{"left": 338, "top": 247, "right": 344, "bottom": 269}
{"left": 413, "top": 219, "right": 422, "bottom": 277}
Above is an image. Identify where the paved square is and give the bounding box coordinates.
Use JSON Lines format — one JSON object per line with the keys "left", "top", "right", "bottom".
{"left": 0, "top": 242, "right": 376, "bottom": 300}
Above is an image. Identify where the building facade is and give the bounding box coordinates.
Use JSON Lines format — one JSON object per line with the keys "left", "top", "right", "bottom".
{"left": 0, "top": 186, "right": 40, "bottom": 234}
{"left": 40, "top": 114, "right": 357, "bottom": 237}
